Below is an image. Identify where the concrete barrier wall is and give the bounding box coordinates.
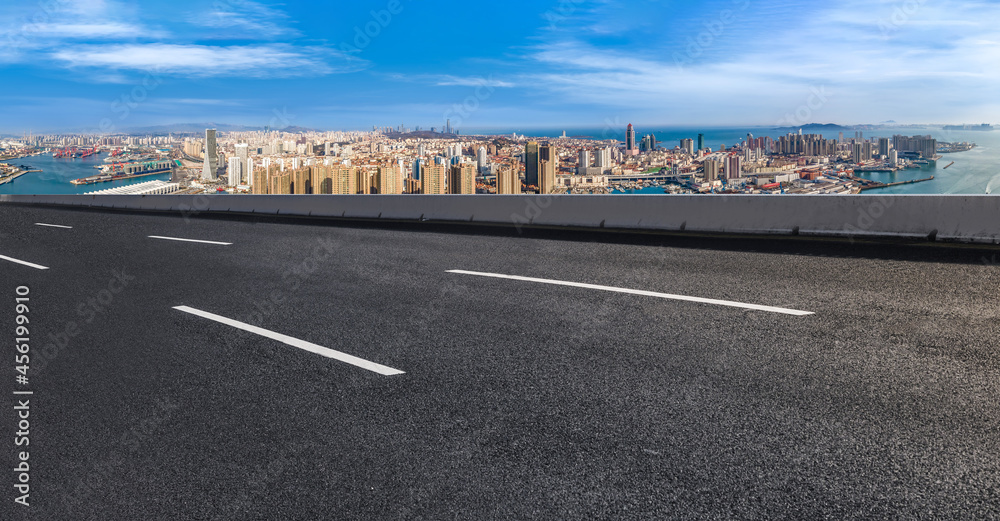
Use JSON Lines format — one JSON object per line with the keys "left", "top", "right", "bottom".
{"left": 2, "top": 193, "right": 999, "bottom": 243}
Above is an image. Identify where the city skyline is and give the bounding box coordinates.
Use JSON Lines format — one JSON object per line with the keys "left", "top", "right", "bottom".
{"left": 3, "top": 0, "right": 1000, "bottom": 133}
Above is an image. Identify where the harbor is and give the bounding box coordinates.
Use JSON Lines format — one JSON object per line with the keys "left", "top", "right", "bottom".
{"left": 0, "top": 148, "right": 174, "bottom": 194}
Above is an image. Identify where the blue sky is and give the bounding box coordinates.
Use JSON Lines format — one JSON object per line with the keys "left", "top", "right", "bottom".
{"left": 1, "top": 0, "right": 999, "bottom": 133}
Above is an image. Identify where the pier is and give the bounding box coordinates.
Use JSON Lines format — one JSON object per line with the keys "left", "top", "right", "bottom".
{"left": 859, "top": 176, "right": 935, "bottom": 191}
{"left": 0, "top": 170, "right": 29, "bottom": 185}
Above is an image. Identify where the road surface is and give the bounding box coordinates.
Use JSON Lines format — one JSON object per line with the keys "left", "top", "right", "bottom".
{"left": 2, "top": 204, "right": 999, "bottom": 520}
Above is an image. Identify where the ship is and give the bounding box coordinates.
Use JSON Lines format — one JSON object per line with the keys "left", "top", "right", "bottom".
{"left": 71, "top": 159, "right": 173, "bottom": 185}
{"left": 942, "top": 124, "right": 994, "bottom": 131}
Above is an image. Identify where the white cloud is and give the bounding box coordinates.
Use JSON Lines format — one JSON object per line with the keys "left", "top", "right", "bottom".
{"left": 27, "top": 22, "right": 165, "bottom": 39}
{"left": 435, "top": 75, "right": 515, "bottom": 88}
{"left": 187, "top": 0, "right": 298, "bottom": 38}
{"left": 51, "top": 43, "right": 365, "bottom": 78}
{"left": 514, "top": 0, "right": 1000, "bottom": 124}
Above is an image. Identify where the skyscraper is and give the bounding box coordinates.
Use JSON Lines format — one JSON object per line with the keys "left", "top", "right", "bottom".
{"left": 227, "top": 156, "right": 242, "bottom": 186}
{"left": 726, "top": 156, "right": 742, "bottom": 179}
{"left": 496, "top": 165, "right": 520, "bottom": 194}
{"left": 626, "top": 124, "right": 637, "bottom": 155}
{"left": 852, "top": 142, "right": 865, "bottom": 163}
{"left": 539, "top": 159, "right": 556, "bottom": 195}
{"left": 449, "top": 164, "right": 476, "bottom": 194}
{"left": 680, "top": 138, "right": 694, "bottom": 156}
{"left": 697, "top": 134, "right": 705, "bottom": 152}
{"left": 525, "top": 141, "right": 539, "bottom": 185}
{"left": 420, "top": 163, "right": 447, "bottom": 194}
{"left": 246, "top": 157, "right": 255, "bottom": 187}
{"left": 596, "top": 147, "right": 612, "bottom": 171}
{"left": 477, "top": 146, "right": 488, "bottom": 172}
{"left": 704, "top": 159, "right": 721, "bottom": 181}
{"left": 878, "top": 137, "right": 891, "bottom": 157}
{"left": 293, "top": 167, "right": 311, "bottom": 194}
{"left": 579, "top": 149, "right": 590, "bottom": 168}
{"left": 375, "top": 164, "right": 404, "bottom": 194}
{"left": 234, "top": 143, "right": 249, "bottom": 185}
{"left": 331, "top": 164, "right": 356, "bottom": 194}
{"left": 202, "top": 129, "right": 218, "bottom": 181}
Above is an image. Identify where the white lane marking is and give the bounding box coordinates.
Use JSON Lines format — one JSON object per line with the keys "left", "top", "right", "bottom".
{"left": 149, "top": 235, "right": 232, "bottom": 246}
{"left": 172, "top": 306, "right": 405, "bottom": 376}
{"left": 34, "top": 223, "right": 73, "bottom": 229}
{"left": 447, "top": 270, "right": 814, "bottom": 316}
{"left": 0, "top": 255, "right": 49, "bottom": 270}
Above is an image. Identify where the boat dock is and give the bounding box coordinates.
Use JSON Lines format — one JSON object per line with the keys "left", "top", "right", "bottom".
{"left": 943, "top": 162, "right": 955, "bottom": 169}
{"left": 859, "top": 176, "right": 935, "bottom": 191}
{"left": 0, "top": 170, "right": 29, "bottom": 185}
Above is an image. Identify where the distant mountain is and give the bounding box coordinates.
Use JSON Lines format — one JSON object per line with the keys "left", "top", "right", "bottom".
{"left": 773, "top": 123, "right": 849, "bottom": 132}
{"left": 385, "top": 130, "right": 459, "bottom": 139}
{"left": 119, "top": 123, "right": 322, "bottom": 134}
{"left": 280, "top": 126, "right": 322, "bottom": 134}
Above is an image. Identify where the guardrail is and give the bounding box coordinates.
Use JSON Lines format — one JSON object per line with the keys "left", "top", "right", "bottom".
{"left": 2, "top": 194, "right": 999, "bottom": 244}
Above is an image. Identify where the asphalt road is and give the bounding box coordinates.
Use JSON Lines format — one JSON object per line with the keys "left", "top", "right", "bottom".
{"left": 2, "top": 204, "right": 1000, "bottom": 520}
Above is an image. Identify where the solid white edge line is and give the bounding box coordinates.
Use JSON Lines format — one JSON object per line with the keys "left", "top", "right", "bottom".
{"left": 149, "top": 235, "right": 232, "bottom": 246}
{"left": 447, "top": 270, "right": 814, "bottom": 316}
{"left": 172, "top": 306, "right": 405, "bottom": 376}
{"left": 34, "top": 223, "right": 73, "bottom": 229}
{"left": 0, "top": 255, "right": 49, "bottom": 270}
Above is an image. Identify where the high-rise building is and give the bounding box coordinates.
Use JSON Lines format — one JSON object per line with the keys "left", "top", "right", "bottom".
{"left": 496, "top": 165, "right": 520, "bottom": 194}
{"left": 227, "top": 156, "right": 242, "bottom": 186}
{"left": 878, "top": 138, "right": 891, "bottom": 157}
{"left": 235, "top": 143, "right": 249, "bottom": 177}
{"left": 246, "top": 157, "right": 255, "bottom": 187}
{"left": 626, "top": 123, "right": 636, "bottom": 155}
{"left": 579, "top": 149, "right": 590, "bottom": 168}
{"left": 420, "top": 163, "right": 447, "bottom": 194}
{"left": 532, "top": 143, "right": 556, "bottom": 192}
{"left": 892, "top": 135, "right": 936, "bottom": 159}
{"left": 269, "top": 171, "right": 292, "bottom": 194}
{"left": 525, "top": 141, "right": 539, "bottom": 185}
{"left": 333, "top": 164, "right": 356, "bottom": 195}
{"left": 252, "top": 165, "right": 272, "bottom": 194}
{"left": 293, "top": 167, "right": 311, "bottom": 194}
{"left": 704, "top": 159, "right": 721, "bottom": 181}
{"left": 596, "top": 147, "right": 612, "bottom": 171}
{"left": 202, "top": 129, "right": 218, "bottom": 181}
{"left": 356, "top": 169, "right": 373, "bottom": 194}
{"left": 697, "top": 133, "right": 705, "bottom": 152}
{"left": 374, "top": 164, "right": 403, "bottom": 194}
{"left": 477, "top": 146, "right": 488, "bottom": 172}
{"left": 449, "top": 164, "right": 476, "bottom": 194}
{"left": 539, "top": 159, "right": 556, "bottom": 195}
{"left": 310, "top": 165, "right": 332, "bottom": 194}
{"left": 726, "top": 156, "right": 742, "bottom": 179}
{"left": 539, "top": 143, "right": 554, "bottom": 163}
{"left": 852, "top": 142, "right": 865, "bottom": 164}
{"left": 680, "top": 138, "right": 694, "bottom": 156}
